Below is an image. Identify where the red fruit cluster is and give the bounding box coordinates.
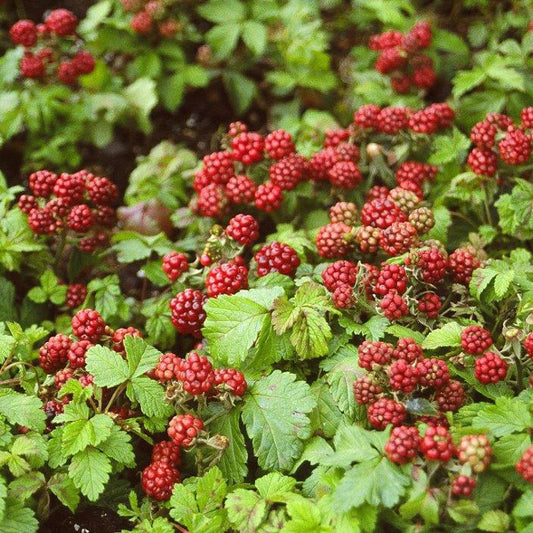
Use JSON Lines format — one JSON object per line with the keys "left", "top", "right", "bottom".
{"left": 384, "top": 425, "right": 420, "bottom": 463}
{"left": 474, "top": 351, "right": 508, "bottom": 384}
{"left": 516, "top": 446, "right": 533, "bottom": 484}
{"left": 122, "top": 0, "right": 182, "bottom": 38}
{"left": 254, "top": 241, "right": 300, "bottom": 277}
{"left": 461, "top": 325, "right": 493, "bottom": 355}
{"left": 167, "top": 414, "right": 204, "bottom": 447}
{"left": 170, "top": 289, "right": 207, "bottom": 338}
{"left": 162, "top": 252, "right": 188, "bottom": 282}
{"left": 175, "top": 352, "right": 215, "bottom": 395}
{"left": 141, "top": 461, "right": 180, "bottom": 501}
{"left": 206, "top": 260, "right": 249, "bottom": 297}
{"left": 225, "top": 214, "right": 260, "bottom": 246}
{"left": 214, "top": 368, "right": 247, "bottom": 396}
{"left": 370, "top": 21, "right": 435, "bottom": 93}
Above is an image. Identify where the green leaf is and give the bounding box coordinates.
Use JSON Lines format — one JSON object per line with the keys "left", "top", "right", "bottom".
{"left": 242, "top": 371, "right": 315, "bottom": 471}
{"left": 282, "top": 496, "right": 324, "bottom": 533}
{"left": 124, "top": 336, "right": 161, "bottom": 378}
{"left": 85, "top": 345, "right": 130, "bottom": 388}
{"left": 225, "top": 489, "right": 266, "bottom": 533}
{"left": 223, "top": 72, "right": 257, "bottom": 114}
{"left": 428, "top": 128, "right": 470, "bottom": 165}
{"left": 48, "top": 473, "right": 80, "bottom": 513}
{"left": 0, "top": 391, "right": 45, "bottom": 432}
{"left": 453, "top": 68, "right": 486, "bottom": 98}
{"left": 206, "top": 24, "right": 241, "bottom": 60}
{"left": 473, "top": 397, "right": 533, "bottom": 437}
{"left": 241, "top": 21, "right": 268, "bottom": 56}
{"left": 7, "top": 472, "right": 44, "bottom": 502}
{"left": 127, "top": 376, "right": 172, "bottom": 418}
{"left": 477, "top": 510, "right": 510, "bottom": 532}
{"left": 197, "top": 0, "right": 246, "bottom": 23}
{"left": 0, "top": 498, "right": 38, "bottom": 533}
{"left": 97, "top": 425, "right": 135, "bottom": 466}
{"left": 495, "top": 179, "right": 533, "bottom": 240}
{"left": 324, "top": 346, "right": 360, "bottom": 418}
{"left": 422, "top": 322, "right": 462, "bottom": 350}
{"left": 62, "top": 414, "right": 114, "bottom": 456}
{"left": 69, "top": 447, "right": 111, "bottom": 502}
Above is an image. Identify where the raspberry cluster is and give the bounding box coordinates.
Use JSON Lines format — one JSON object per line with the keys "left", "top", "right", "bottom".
{"left": 19, "top": 169, "right": 118, "bottom": 252}
{"left": 121, "top": 0, "right": 183, "bottom": 38}
{"left": 10, "top": 10, "right": 95, "bottom": 84}
{"left": 369, "top": 22, "right": 435, "bottom": 94}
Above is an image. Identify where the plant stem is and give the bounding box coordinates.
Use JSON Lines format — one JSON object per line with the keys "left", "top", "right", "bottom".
{"left": 104, "top": 383, "right": 126, "bottom": 413}
{"left": 54, "top": 231, "right": 68, "bottom": 273}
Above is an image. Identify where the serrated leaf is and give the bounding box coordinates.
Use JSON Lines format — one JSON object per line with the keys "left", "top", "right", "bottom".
{"left": 324, "top": 347, "right": 360, "bottom": 418}
{"left": 97, "top": 425, "right": 135, "bottom": 466}
{"left": 225, "top": 489, "right": 266, "bottom": 533}
{"left": 196, "top": 466, "right": 227, "bottom": 513}
{"left": 473, "top": 397, "right": 532, "bottom": 437}
{"left": 290, "top": 310, "right": 331, "bottom": 359}
{"left": 422, "top": 322, "right": 462, "bottom": 350}
{"left": 7, "top": 472, "right": 44, "bottom": 502}
{"left": 48, "top": 473, "right": 80, "bottom": 513}
{"left": 69, "top": 447, "right": 111, "bottom": 502}
{"left": 127, "top": 376, "right": 172, "bottom": 418}
{"left": 0, "top": 498, "right": 38, "bottom": 533}
{"left": 85, "top": 345, "right": 130, "bottom": 387}
{"left": 0, "top": 391, "right": 45, "bottom": 432}
{"left": 477, "top": 510, "right": 510, "bottom": 532}
{"left": 62, "top": 414, "right": 114, "bottom": 456}
{"left": 124, "top": 336, "right": 161, "bottom": 378}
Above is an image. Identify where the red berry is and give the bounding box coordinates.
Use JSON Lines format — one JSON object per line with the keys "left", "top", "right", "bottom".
{"left": 20, "top": 53, "right": 45, "bottom": 78}
{"left": 86, "top": 177, "right": 118, "bottom": 205}
{"left": 389, "top": 359, "right": 419, "bottom": 393}
{"left": 206, "top": 260, "right": 249, "bottom": 298}
{"left": 141, "top": 461, "right": 180, "bottom": 501}
{"left": 353, "top": 104, "right": 381, "bottom": 129}
{"left": 79, "top": 373, "right": 94, "bottom": 387}
{"left": 225, "top": 214, "right": 259, "bottom": 246}
{"left": 227, "top": 121, "right": 248, "bottom": 137}
{"left": 457, "top": 434, "right": 492, "bottom": 473}
{"left": 93, "top": 205, "right": 116, "bottom": 227}
{"left": 202, "top": 151, "right": 234, "bottom": 185}
{"left": 461, "top": 325, "right": 493, "bottom": 355}
{"left": 18, "top": 195, "right": 38, "bottom": 214}
{"left": 154, "top": 352, "right": 180, "bottom": 382}
{"left": 498, "top": 127, "right": 531, "bottom": 165}
{"left": 67, "top": 205, "right": 94, "bottom": 233}
{"left": 521, "top": 107, "right": 533, "bottom": 128}
{"left": 369, "top": 30, "right": 403, "bottom": 51}
{"left": 214, "top": 368, "right": 247, "bottom": 396}
{"left": 167, "top": 414, "right": 204, "bottom": 447}
{"left": 45, "top": 9, "right": 78, "bottom": 35}
{"left": 10, "top": 20, "right": 38, "bottom": 47}
{"left": 417, "top": 358, "right": 450, "bottom": 388}
{"left": 360, "top": 198, "right": 407, "bottom": 229}
{"left": 254, "top": 182, "right": 283, "bottom": 212}
{"left": 408, "top": 108, "right": 440, "bottom": 134}
{"left": 332, "top": 284, "right": 355, "bottom": 309}
{"left": 353, "top": 376, "right": 382, "bottom": 405}
{"left": 380, "top": 291, "right": 409, "bottom": 320}
{"left": 357, "top": 340, "right": 394, "bottom": 370}
{"left": 170, "top": 289, "right": 207, "bottom": 337}
{"left": 467, "top": 148, "right": 498, "bottom": 176}
{"left": 451, "top": 475, "right": 476, "bottom": 497}
{"left": 176, "top": 352, "right": 214, "bottom": 395}
{"left": 39, "top": 334, "right": 71, "bottom": 373}
{"left": 379, "top": 221, "right": 418, "bottom": 255}
{"left": 55, "top": 368, "right": 74, "bottom": 390}
{"left": 28, "top": 208, "right": 56, "bottom": 234}
{"left": 152, "top": 441, "right": 181, "bottom": 466}
{"left": 374, "top": 263, "right": 408, "bottom": 296}
{"left": 406, "top": 21, "right": 432, "bottom": 49}
{"left": 67, "top": 339, "right": 92, "bottom": 369}
{"left": 328, "top": 161, "right": 362, "bottom": 189}
{"left": 470, "top": 121, "right": 497, "bottom": 148}
{"left": 131, "top": 10, "right": 153, "bottom": 33}
{"left": 486, "top": 112, "right": 513, "bottom": 130}
{"left": 396, "top": 161, "right": 437, "bottom": 187}
{"left": 254, "top": 241, "right": 300, "bottom": 277}
{"left": 524, "top": 332, "right": 533, "bottom": 359}
{"left": 384, "top": 425, "right": 420, "bottom": 464}
{"left": 474, "top": 351, "right": 508, "bottom": 384}
{"left": 391, "top": 74, "right": 411, "bottom": 93}
{"left": 197, "top": 183, "right": 227, "bottom": 218}
{"left": 193, "top": 170, "right": 212, "bottom": 193}
{"left": 375, "top": 47, "right": 406, "bottom": 74}
{"left": 367, "top": 398, "right": 406, "bottom": 430}
{"left": 323, "top": 129, "right": 350, "bottom": 148}
{"left": 71, "top": 51, "right": 96, "bottom": 75}
{"left": 420, "top": 425, "right": 454, "bottom": 462}
{"left": 269, "top": 154, "right": 309, "bottom": 191}
{"left": 66, "top": 283, "right": 87, "bottom": 309}
{"left": 321, "top": 260, "right": 358, "bottom": 292}
{"left": 58, "top": 61, "right": 78, "bottom": 85}
{"left": 377, "top": 107, "right": 409, "bottom": 134}
{"left": 436, "top": 380, "right": 464, "bottom": 412}
{"left": 448, "top": 248, "right": 481, "bottom": 284}
{"left": 309, "top": 148, "right": 338, "bottom": 181}
{"left": 416, "top": 247, "right": 447, "bottom": 284}
{"left": 71, "top": 309, "right": 106, "bottom": 343}
{"left": 516, "top": 446, "right": 533, "bottom": 484}
{"left": 315, "top": 222, "right": 354, "bottom": 258}
{"left": 231, "top": 132, "right": 264, "bottom": 165}
{"left": 393, "top": 338, "right": 424, "bottom": 363}
{"left": 53, "top": 173, "right": 86, "bottom": 204}
{"left": 162, "top": 252, "right": 188, "bottom": 282}
{"left": 225, "top": 175, "right": 257, "bottom": 204}
{"left": 111, "top": 327, "right": 142, "bottom": 353}
{"left": 411, "top": 65, "right": 436, "bottom": 89}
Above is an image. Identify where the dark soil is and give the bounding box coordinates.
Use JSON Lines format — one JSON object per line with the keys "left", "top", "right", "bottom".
{"left": 39, "top": 505, "right": 130, "bottom": 533}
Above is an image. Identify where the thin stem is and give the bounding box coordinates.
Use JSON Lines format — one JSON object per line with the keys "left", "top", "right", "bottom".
{"left": 54, "top": 231, "right": 68, "bottom": 273}
{"left": 481, "top": 183, "right": 494, "bottom": 227}
{"left": 0, "top": 378, "right": 21, "bottom": 386}
{"left": 104, "top": 383, "right": 126, "bottom": 413}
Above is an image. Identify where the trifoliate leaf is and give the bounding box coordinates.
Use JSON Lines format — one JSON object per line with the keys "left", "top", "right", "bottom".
{"left": 0, "top": 391, "right": 45, "bottom": 432}
{"left": 255, "top": 473, "right": 296, "bottom": 500}
{"left": 242, "top": 371, "right": 315, "bottom": 471}
{"left": 85, "top": 345, "right": 130, "bottom": 388}
{"left": 422, "top": 322, "right": 462, "bottom": 350}
{"left": 124, "top": 336, "right": 161, "bottom": 377}
{"left": 69, "top": 447, "right": 111, "bottom": 502}
{"left": 62, "top": 414, "right": 114, "bottom": 456}
{"left": 97, "top": 425, "right": 135, "bottom": 466}
{"left": 126, "top": 376, "right": 172, "bottom": 418}
{"left": 473, "top": 397, "right": 533, "bottom": 437}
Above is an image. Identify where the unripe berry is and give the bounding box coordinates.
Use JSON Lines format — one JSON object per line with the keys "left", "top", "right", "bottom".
{"left": 457, "top": 434, "right": 492, "bottom": 473}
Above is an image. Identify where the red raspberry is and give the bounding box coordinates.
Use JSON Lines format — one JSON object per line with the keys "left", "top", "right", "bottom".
{"left": 170, "top": 289, "right": 207, "bottom": 337}
{"left": 55, "top": 368, "right": 74, "bottom": 390}
{"left": 393, "top": 338, "right": 423, "bottom": 363}
{"left": 20, "top": 53, "right": 45, "bottom": 78}
{"left": 328, "top": 161, "right": 362, "bottom": 190}
{"left": 145, "top": 1, "right": 164, "bottom": 18}
{"left": 335, "top": 143, "right": 360, "bottom": 163}
{"left": 71, "top": 51, "right": 96, "bottom": 75}
{"left": 367, "top": 186, "right": 390, "bottom": 201}
{"left": 474, "top": 351, "right": 508, "bottom": 384}
{"left": 329, "top": 202, "right": 358, "bottom": 226}
{"left": 316, "top": 223, "right": 354, "bottom": 258}
{"left": 362, "top": 263, "right": 379, "bottom": 297}
{"left": 58, "top": 61, "right": 78, "bottom": 85}
{"left": 66, "top": 283, "right": 87, "bottom": 309}
{"left": 461, "top": 325, "right": 493, "bottom": 355}
{"left": 486, "top": 112, "right": 513, "bottom": 130}
{"left": 360, "top": 198, "right": 407, "bottom": 229}
{"left": 420, "top": 425, "right": 454, "bottom": 461}
{"left": 391, "top": 74, "right": 411, "bottom": 94}
{"left": 467, "top": 148, "right": 498, "bottom": 176}
{"left": 367, "top": 398, "right": 406, "bottom": 430}
{"left": 28, "top": 208, "right": 56, "bottom": 234}
{"left": 162, "top": 252, "right": 188, "bottom": 282}
{"left": 53, "top": 173, "right": 86, "bottom": 204}
{"left": 389, "top": 359, "right": 419, "bottom": 393}
{"left": 269, "top": 154, "right": 308, "bottom": 191}
{"left": 79, "top": 373, "right": 94, "bottom": 387}
{"left": 227, "top": 122, "right": 248, "bottom": 137}
{"left": 39, "top": 334, "right": 71, "bottom": 373}
{"left": 516, "top": 446, "right": 533, "bottom": 484}
{"left": 67, "top": 339, "right": 92, "bottom": 369}
{"left": 308, "top": 148, "right": 338, "bottom": 181}
{"left": 396, "top": 161, "right": 437, "bottom": 187}
{"left": 72, "top": 309, "right": 106, "bottom": 343}
{"left": 45, "top": 9, "right": 78, "bottom": 35}
{"left": 111, "top": 327, "right": 142, "bottom": 353}
{"left": 377, "top": 107, "right": 409, "bottom": 134}
{"left": 264, "top": 130, "right": 295, "bottom": 159}
{"left": 417, "top": 247, "right": 447, "bottom": 284}
{"left": 498, "top": 127, "right": 531, "bottom": 165}
{"left": 225, "top": 214, "right": 259, "bottom": 246}
{"left": 154, "top": 352, "right": 180, "bottom": 382}
{"left": 78, "top": 232, "right": 108, "bottom": 252}
{"left": 380, "top": 291, "right": 409, "bottom": 320}
{"left": 202, "top": 151, "right": 234, "bottom": 185}
{"left": 323, "top": 129, "right": 350, "bottom": 148}
{"left": 417, "top": 358, "right": 450, "bottom": 388}
{"left": 254, "top": 241, "right": 300, "bottom": 277}
{"left": 94, "top": 205, "right": 116, "bottom": 228}
{"left": 152, "top": 441, "right": 181, "bottom": 466}
{"left": 353, "top": 376, "right": 382, "bottom": 405}
{"left": 379, "top": 221, "right": 418, "bottom": 255}
{"left": 353, "top": 104, "right": 381, "bottom": 129}
{"left": 18, "top": 195, "right": 37, "bottom": 214}
{"left": 206, "top": 260, "right": 249, "bottom": 298}
{"left": 332, "top": 284, "right": 355, "bottom": 309}
{"left": 44, "top": 399, "right": 65, "bottom": 421}
{"left": 225, "top": 175, "right": 256, "bottom": 204}
{"left": 67, "top": 205, "right": 94, "bottom": 233}
{"left": 521, "top": 107, "right": 533, "bottom": 128}
{"left": 10, "top": 20, "right": 37, "bottom": 47}
{"left": 131, "top": 10, "right": 153, "bottom": 33}
{"left": 470, "top": 121, "right": 497, "bottom": 148}
{"left": 167, "top": 414, "right": 204, "bottom": 447}
{"left": 411, "top": 65, "right": 436, "bottom": 89}
{"left": 193, "top": 170, "right": 211, "bottom": 193}
{"left": 524, "top": 332, "right": 533, "bottom": 359}
{"left": 384, "top": 425, "right": 420, "bottom": 464}
{"left": 214, "top": 368, "right": 247, "bottom": 396}
{"left": 408, "top": 108, "right": 440, "bottom": 134}
{"left": 158, "top": 19, "right": 180, "bottom": 37}
{"left": 375, "top": 47, "right": 406, "bottom": 74}
{"left": 436, "top": 380, "right": 465, "bottom": 412}
{"left": 356, "top": 226, "right": 381, "bottom": 254}
{"left": 45, "top": 198, "right": 69, "bottom": 218}
{"left": 448, "top": 248, "right": 481, "bottom": 284}
{"left": 451, "top": 475, "right": 476, "bottom": 497}
{"left": 457, "top": 434, "right": 492, "bottom": 473}
{"left": 369, "top": 30, "right": 403, "bottom": 51}
{"left": 254, "top": 182, "right": 283, "bottom": 212}
{"left": 406, "top": 21, "right": 432, "bottom": 49}
{"left": 176, "top": 352, "right": 215, "bottom": 395}
{"left": 141, "top": 461, "right": 180, "bottom": 501}
{"left": 231, "top": 132, "right": 264, "bottom": 165}
{"left": 321, "top": 260, "right": 358, "bottom": 292}
{"left": 86, "top": 177, "right": 118, "bottom": 205}
{"left": 374, "top": 263, "right": 408, "bottom": 296}
{"left": 358, "top": 340, "right": 394, "bottom": 370}
{"left": 197, "top": 183, "right": 227, "bottom": 218}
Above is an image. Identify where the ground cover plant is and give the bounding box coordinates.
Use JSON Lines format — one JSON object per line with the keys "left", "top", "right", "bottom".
{"left": 3, "top": 1, "right": 533, "bottom": 532}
